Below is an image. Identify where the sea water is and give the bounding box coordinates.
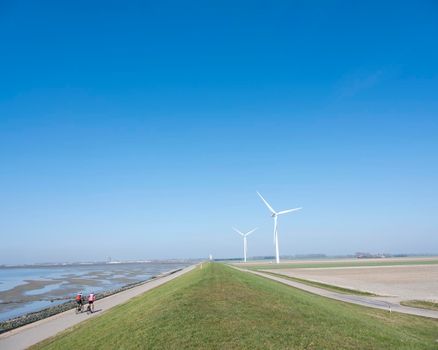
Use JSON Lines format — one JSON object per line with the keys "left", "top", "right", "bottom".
{"left": 0, "top": 262, "right": 191, "bottom": 321}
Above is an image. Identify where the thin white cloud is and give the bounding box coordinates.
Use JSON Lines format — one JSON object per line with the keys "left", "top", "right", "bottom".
{"left": 335, "top": 69, "right": 384, "bottom": 98}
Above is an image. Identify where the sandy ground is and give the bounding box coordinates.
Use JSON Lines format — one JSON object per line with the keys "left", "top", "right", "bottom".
{"left": 268, "top": 264, "right": 438, "bottom": 302}
{"left": 0, "top": 264, "right": 197, "bottom": 350}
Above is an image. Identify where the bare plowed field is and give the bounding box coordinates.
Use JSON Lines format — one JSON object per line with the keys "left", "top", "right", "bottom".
{"left": 269, "top": 264, "right": 438, "bottom": 301}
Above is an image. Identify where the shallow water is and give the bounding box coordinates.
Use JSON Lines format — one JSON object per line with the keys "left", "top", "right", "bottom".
{"left": 0, "top": 262, "right": 191, "bottom": 321}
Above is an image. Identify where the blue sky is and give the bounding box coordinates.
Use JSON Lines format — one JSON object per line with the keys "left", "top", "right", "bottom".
{"left": 1, "top": 1, "right": 437, "bottom": 264}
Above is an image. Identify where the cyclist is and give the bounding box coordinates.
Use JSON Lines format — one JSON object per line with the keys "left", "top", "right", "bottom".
{"left": 87, "top": 292, "right": 96, "bottom": 313}
{"left": 75, "top": 292, "right": 83, "bottom": 313}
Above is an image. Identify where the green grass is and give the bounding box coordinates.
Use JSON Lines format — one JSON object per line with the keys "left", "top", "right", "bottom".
{"left": 245, "top": 259, "right": 438, "bottom": 270}
{"left": 32, "top": 263, "right": 438, "bottom": 350}
{"left": 260, "top": 270, "right": 377, "bottom": 296}
{"left": 401, "top": 300, "right": 438, "bottom": 312}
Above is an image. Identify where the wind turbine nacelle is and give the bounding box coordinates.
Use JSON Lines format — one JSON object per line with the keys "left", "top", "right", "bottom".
{"left": 271, "top": 213, "right": 277, "bottom": 217}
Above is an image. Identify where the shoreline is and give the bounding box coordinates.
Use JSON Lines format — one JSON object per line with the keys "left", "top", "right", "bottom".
{"left": 0, "top": 268, "right": 182, "bottom": 334}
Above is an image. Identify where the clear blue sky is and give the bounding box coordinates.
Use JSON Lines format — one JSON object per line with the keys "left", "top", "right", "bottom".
{"left": 1, "top": 1, "right": 437, "bottom": 264}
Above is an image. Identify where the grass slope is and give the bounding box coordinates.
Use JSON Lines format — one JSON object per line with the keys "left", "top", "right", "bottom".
{"left": 32, "top": 263, "right": 438, "bottom": 350}
{"left": 401, "top": 300, "right": 438, "bottom": 312}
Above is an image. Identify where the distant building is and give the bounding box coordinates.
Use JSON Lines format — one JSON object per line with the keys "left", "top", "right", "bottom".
{"left": 355, "top": 252, "right": 386, "bottom": 259}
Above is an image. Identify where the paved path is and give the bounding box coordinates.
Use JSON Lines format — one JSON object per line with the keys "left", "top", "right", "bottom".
{"left": 237, "top": 267, "right": 438, "bottom": 319}
{"left": 0, "top": 264, "right": 197, "bottom": 350}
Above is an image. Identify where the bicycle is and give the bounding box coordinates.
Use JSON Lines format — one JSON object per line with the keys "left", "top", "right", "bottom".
{"left": 75, "top": 301, "right": 84, "bottom": 314}
{"left": 86, "top": 302, "right": 93, "bottom": 314}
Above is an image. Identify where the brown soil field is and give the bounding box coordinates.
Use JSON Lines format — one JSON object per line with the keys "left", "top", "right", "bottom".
{"left": 268, "top": 264, "right": 438, "bottom": 302}
{"left": 238, "top": 256, "right": 438, "bottom": 266}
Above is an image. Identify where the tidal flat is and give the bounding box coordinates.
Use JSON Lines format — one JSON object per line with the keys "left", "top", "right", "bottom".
{"left": 0, "top": 262, "right": 190, "bottom": 322}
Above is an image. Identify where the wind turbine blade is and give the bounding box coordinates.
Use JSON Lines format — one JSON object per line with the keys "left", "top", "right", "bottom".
{"left": 257, "top": 191, "right": 276, "bottom": 214}
{"left": 244, "top": 228, "right": 258, "bottom": 236}
{"left": 232, "top": 227, "right": 244, "bottom": 236}
{"left": 277, "top": 207, "right": 302, "bottom": 215}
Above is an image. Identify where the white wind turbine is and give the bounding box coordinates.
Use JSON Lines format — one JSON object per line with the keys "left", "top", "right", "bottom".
{"left": 257, "top": 192, "right": 301, "bottom": 264}
{"left": 233, "top": 227, "right": 257, "bottom": 262}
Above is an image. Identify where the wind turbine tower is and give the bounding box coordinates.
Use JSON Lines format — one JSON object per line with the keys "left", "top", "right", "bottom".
{"left": 257, "top": 192, "right": 301, "bottom": 264}
{"left": 233, "top": 227, "right": 257, "bottom": 262}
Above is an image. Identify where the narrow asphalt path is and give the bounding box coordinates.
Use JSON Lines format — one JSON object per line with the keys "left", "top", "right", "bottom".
{"left": 236, "top": 267, "right": 438, "bottom": 319}
{"left": 0, "top": 264, "right": 197, "bottom": 350}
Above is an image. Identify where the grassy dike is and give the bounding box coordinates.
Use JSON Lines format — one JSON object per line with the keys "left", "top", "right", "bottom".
{"left": 32, "top": 263, "right": 438, "bottom": 350}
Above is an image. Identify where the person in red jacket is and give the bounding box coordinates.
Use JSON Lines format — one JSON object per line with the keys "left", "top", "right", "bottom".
{"left": 75, "top": 292, "right": 83, "bottom": 313}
